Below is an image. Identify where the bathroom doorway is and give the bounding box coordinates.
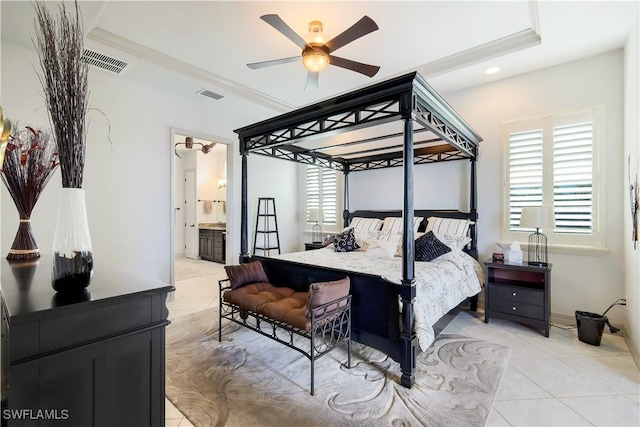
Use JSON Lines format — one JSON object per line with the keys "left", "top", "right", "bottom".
{"left": 170, "top": 129, "right": 232, "bottom": 285}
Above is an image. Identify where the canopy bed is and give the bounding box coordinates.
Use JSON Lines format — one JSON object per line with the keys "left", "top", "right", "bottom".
{"left": 234, "top": 71, "right": 482, "bottom": 389}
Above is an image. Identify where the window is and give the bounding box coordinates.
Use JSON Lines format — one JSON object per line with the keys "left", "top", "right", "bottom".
{"left": 306, "top": 165, "right": 338, "bottom": 227}
{"left": 502, "top": 107, "right": 603, "bottom": 248}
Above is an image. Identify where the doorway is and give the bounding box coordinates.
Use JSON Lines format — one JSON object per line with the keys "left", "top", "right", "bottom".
{"left": 170, "top": 128, "right": 233, "bottom": 285}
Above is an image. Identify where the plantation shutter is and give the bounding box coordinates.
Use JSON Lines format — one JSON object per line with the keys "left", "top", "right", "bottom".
{"left": 508, "top": 128, "right": 543, "bottom": 230}
{"left": 553, "top": 120, "right": 593, "bottom": 234}
{"left": 306, "top": 166, "right": 337, "bottom": 225}
{"left": 503, "top": 107, "right": 600, "bottom": 247}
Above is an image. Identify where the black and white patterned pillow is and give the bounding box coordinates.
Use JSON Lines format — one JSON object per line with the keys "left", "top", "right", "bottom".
{"left": 333, "top": 228, "right": 360, "bottom": 252}
{"left": 415, "top": 231, "right": 451, "bottom": 261}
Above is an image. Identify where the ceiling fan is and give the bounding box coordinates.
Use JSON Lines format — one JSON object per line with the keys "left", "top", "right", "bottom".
{"left": 247, "top": 14, "right": 380, "bottom": 90}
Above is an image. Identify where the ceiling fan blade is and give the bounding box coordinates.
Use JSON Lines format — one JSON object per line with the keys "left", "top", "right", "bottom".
{"left": 260, "top": 14, "right": 309, "bottom": 50}
{"left": 247, "top": 56, "right": 300, "bottom": 70}
{"left": 329, "top": 55, "right": 380, "bottom": 77}
{"left": 324, "top": 16, "right": 378, "bottom": 53}
{"left": 305, "top": 71, "right": 319, "bottom": 91}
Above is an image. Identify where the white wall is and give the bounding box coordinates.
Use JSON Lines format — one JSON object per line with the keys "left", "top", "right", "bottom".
{"left": 623, "top": 15, "right": 640, "bottom": 365}
{"left": 1, "top": 42, "right": 296, "bottom": 282}
{"left": 350, "top": 50, "right": 627, "bottom": 326}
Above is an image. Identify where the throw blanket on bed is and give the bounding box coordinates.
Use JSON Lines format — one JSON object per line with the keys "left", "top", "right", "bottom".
{"left": 273, "top": 248, "right": 483, "bottom": 351}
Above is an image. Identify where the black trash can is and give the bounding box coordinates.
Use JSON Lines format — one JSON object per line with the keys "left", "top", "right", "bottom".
{"left": 575, "top": 311, "right": 607, "bottom": 346}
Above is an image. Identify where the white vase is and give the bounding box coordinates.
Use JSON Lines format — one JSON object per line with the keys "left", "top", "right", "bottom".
{"left": 51, "top": 188, "right": 93, "bottom": 293}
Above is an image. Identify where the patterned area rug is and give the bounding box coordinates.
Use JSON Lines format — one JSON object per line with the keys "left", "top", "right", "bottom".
{"left": 166, "top": 308, "right": 510, "bottom": 427}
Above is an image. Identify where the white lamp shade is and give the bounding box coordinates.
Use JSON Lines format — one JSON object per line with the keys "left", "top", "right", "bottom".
{"left": 308, "top": 208, "right": 323, "bottom": 222}
{"left": 520, "top": 206, "right": 555, "bottom": 229}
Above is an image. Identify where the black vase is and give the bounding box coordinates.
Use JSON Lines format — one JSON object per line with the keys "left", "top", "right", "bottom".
{"left": 51, "top": 188, "right": 93, "bottom": 293}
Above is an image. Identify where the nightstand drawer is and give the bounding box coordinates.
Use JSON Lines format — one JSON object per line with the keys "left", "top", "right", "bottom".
{"left": 491, "top": 298, "right": 545, "bottom": 320}
{"left": 489, "top": 284, "right": 544, "bottom": 306}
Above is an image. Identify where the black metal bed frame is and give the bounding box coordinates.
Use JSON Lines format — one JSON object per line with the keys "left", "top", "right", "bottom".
{"left": 218, "top": 279, "right": 352, "bottom": 396}
{"left": 234, "top": 71, "right": 482, "bottom": 389}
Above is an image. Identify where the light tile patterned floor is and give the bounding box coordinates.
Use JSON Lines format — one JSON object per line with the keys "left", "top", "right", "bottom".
{"left": 166, "top": 258, "right": 640, "bottom": 426}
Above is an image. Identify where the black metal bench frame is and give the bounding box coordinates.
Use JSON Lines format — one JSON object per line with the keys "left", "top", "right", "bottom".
{"left": 218, "top": 279, "right": 352, "bottom": 395}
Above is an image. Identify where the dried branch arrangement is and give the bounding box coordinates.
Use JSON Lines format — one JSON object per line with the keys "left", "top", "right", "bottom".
{"left": 1, "top": 126, "right": 59, "bottom": 260}
{"left": 33, "top": 0, "right": 88, "bottom": 188}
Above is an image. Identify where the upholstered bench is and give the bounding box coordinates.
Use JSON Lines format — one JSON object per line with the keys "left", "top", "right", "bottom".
{"left": 218, "top": 260, "right": 352, "bottom": 395}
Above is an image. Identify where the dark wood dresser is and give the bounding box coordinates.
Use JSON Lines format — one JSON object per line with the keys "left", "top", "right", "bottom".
{"left": 0, "top": 258, "right": 174, "bottom": 426}
{"left": 484, "top": 259, "right": 552, "bottom": 337}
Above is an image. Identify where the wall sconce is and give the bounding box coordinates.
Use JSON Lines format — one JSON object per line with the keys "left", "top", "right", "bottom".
{"left": 520, "top": 206, "right": 555, "bottom": 266}
{"left": 218, "top": 178, "right": 227, "bottom": 189}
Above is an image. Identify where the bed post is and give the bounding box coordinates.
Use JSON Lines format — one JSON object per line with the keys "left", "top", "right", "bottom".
{"left": 400, "top": 92, "right": 417, "bottom": 389}
{"left": 470, "top": 155, "right": 478, "bottom": 254}
{"left": 469, "top": 154, "right": 479, "bottom": 311}
{"left": 240, "top": 139, "right": 250, "bottom": 263}
{"left": 343, "top": 164, "right": 350, "bottom": 228}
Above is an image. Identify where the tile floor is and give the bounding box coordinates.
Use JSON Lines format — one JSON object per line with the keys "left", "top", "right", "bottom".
{"left": 165, "top": 257, "right": 640, "bottom": 426}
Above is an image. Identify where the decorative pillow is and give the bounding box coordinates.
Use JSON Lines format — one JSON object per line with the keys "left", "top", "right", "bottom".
{"left": 364, "top": 240, "right": 398, "bottom": 258}
{"left": 333, "top": 228, "right": 361, "bottom": 252}
{"left": 224, "top": 260, "right": 269, "bottom": 289}
{"left": 415, "top": 231, "right": 451, "bottom": 262}
{"left": 425, "top": 216, "right": 471, "bottom": 237}
{"left": 435, "top": 233, "right": 472, "bottom": 252}
{"left": 365, "top": 229, "right": 400, "bottom": 242}
{"left": 305, "top": 277, "right": 350, "bottom": 318}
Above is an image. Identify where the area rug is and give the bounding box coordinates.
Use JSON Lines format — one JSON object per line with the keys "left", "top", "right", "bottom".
{"left": 166, "top": 308, "right": 510, "bottom": 427}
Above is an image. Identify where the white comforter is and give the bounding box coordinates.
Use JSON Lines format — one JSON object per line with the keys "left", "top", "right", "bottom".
{"left": 273, "top": 248, "right": 484, "bottom": 351}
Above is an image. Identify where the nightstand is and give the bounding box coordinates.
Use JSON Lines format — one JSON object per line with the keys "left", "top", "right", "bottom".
{"left": 305, "top": 242, "right": 327, "bottom": 251}
{"left": 484, "top": 260, "right": 552, "bottom": 337}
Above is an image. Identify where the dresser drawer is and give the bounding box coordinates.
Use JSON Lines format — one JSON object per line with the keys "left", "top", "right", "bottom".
{"left": 491, "top": 298, "right": 545, "bottom": 320}
{"left": 489, "top": 283, "right": 544, "bottom": 306}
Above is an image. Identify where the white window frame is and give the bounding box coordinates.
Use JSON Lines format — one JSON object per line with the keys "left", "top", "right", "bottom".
{"left": 501, "top": 106, "right": 606, "bottom": 253}
{"left": 303, "top": 165, "right": 342, "bottom": 233}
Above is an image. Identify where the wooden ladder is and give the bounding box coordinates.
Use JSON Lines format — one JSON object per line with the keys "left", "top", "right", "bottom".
{"left": 253, "top": 197, "right": 281, "bottom": 256}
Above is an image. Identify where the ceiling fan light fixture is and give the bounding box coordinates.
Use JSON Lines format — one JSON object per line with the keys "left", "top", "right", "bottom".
{"left": 302, "top": 48, "right": 329, "bottom": 72}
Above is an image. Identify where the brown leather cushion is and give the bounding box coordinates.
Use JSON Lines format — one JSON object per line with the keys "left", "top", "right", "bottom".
{"left": 223, "top": 282, "right": 295, "bottom": 312}
{"left": 224, "top": 260, "right": 269, "bottom": 289}
{"left": 260, "top": 292, "right": 309, "bottom": 330}
{"left": 305, "top": 277, "right": 350, "bottom": 318}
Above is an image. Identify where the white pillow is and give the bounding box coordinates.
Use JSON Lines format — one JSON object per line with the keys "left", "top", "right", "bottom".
{"left": 395, "top": 232, "right": 425, "bottom": 257}
{"left": 348, "top": 217, "right": 383, "bottom": 231}
{"left": 366, "top": 229, "right": 400, "bottom": 242}
{"left": 381, "top": 217, "right": 424, "bottom": 235}
{"left": 435, "top": 233, "right": 472, "bottom": 252}
{"left": 425, "top": 216, "right": 471, "bottom": 237}
{"left": 364, "top": 240, "right": 398, "bottom": 258}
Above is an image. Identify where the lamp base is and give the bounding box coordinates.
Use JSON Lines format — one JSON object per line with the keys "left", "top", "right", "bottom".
{"left": 312, "top": 223, "right": 322, "bottom": 244}
{"left": 527, "top": 229, "right": 548, "bottom": 266}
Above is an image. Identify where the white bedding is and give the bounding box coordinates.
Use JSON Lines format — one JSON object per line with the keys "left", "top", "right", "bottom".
{"left": 272, "top": 248, "right": 484, "bottom": 351}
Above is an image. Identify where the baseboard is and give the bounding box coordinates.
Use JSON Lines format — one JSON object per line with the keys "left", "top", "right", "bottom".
{"left": 550, "top": 312, "right": 576, "bottom": 328}
{"left": 622, "top": 327, "right": 640, "bottom": 369}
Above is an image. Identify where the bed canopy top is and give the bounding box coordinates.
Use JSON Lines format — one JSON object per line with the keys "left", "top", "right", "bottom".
{"left": 234, "top": 72, "right": 482, "bottom": 172}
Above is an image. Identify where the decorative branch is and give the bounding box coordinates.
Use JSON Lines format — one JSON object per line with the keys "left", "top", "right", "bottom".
{"left": 33, "top": 0, "right": 88, "bottom": 188}
{"left": 1, "top": 125, "right": 59, "bottom": 260}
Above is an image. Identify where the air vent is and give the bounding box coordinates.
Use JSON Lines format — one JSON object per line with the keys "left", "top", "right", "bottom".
{"left": 198, "top": 89, "right": 224, "bottom": 100}
{"left": 82, "top": 49, "right": 130, "bottom": 75}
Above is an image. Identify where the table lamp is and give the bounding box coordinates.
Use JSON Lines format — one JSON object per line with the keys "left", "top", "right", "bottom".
{"left": 519, "top": 206, "right": 555, "bottom": 266}
{"left": 308, "top": 208, "right": 323, "bottom": 243}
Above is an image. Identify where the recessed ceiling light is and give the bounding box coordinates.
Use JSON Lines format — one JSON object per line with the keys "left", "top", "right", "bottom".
{"left": 485, "top": 66, "right": 501, "bottom": 75}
